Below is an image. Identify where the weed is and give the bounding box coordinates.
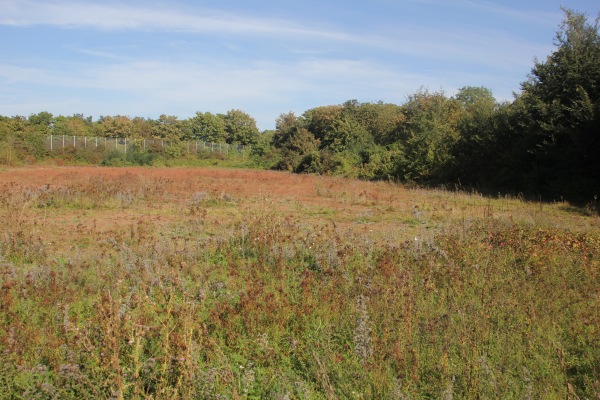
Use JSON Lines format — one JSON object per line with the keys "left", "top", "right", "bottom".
{"left": 0, "top": 167, "right": 598, "bottom": 398}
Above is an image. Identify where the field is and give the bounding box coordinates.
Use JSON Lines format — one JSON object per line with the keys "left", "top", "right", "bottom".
{"left": 1, "top": 166, "right": 599, "bottom": 399}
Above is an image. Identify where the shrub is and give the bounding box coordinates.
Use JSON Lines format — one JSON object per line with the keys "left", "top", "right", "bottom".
{"left": 101, "top": 147, "right": 154, "bottom": 166}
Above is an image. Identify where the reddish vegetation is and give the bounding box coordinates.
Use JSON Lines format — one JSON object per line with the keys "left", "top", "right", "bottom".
{"left": 0, "top": 166, "right": 414, "bottom": 246}
{"left": 1, "top": 166, "right": 598, "bottom": 398}
{"left": 0, "top": 166, "right": 391, "bottom": 201}
{"left": 1, "top": 165, "right": 595, "bottom": 251}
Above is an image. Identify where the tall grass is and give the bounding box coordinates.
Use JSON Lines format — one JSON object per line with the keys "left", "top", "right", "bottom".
{"left": 0, "top": 171, "right": 598, "bottom": 399}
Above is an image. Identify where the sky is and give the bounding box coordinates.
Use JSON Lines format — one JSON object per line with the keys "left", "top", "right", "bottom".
{"left": 1, "top": 0, "right": 598, "bottom": 130}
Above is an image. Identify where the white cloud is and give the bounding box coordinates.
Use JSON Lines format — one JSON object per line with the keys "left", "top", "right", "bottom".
{"left": 457, "top": 0, "right": 561, "bottom": 25}
{"left": 399, "top": 0, "right": 561, "bottom": 25}
{"left": 0, "top": 56, "right": 444, "bottom": 127}
{"left": 0, "top": 0, "right": 549, "bottom": 69}
{"left": 0, "top": 0, "right": 353, "bottom": 41}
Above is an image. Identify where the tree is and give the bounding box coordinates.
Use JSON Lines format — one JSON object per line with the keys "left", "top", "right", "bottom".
{"left": 152, "top": 115, "right": 185, "bottom": 141}
{"left": 302, "top": 105, "right": 343, "bottom": 150}
{"left": 222, "top": 109, "right": 259, "bottom": 146}
{"left": 28, "top": 111, "right": 54, "bottom": 134}
{"left": 188, "top": 112, "right": 227, "bottom": 143}
{"left": 395, "top": 89, "right": 462, "bottom": 182}
{"left": 272, "top": 112, "right": 319, "bottom": 171}
{"left": 96, "top": 115, "right": 133, "bottom": 138}
{"left": 519, "top": 8, "right": 600, "bottom": 198}
{"left": 455, "top": 86, "right": 495, "bottom": 110}
{"left": 0, "top": 116, "right": 46, "bottom": 163}
{"left": 0, "top": 116, "right": 28, "bottom": 142}
{"left": 250, "top": 129, "right": 274, "bottom": 158}
{"left": 53, "top": 114, "right": 95, "bottom": 137}
{"left": 130, "top": 117, "right": 154, "bottom": 139}
{"left": 349, "top": 101, "right": 405, "bottom": 145}
{"left": 450, "top": 86, "right": 499, "bottom": 186}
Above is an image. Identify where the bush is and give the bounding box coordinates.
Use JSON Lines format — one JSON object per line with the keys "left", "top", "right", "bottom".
{"left": 126, "top": 145, "right": 155, "bottom": 166}
{"left": 101, "top": 147, "right": 154, "bottom": 166}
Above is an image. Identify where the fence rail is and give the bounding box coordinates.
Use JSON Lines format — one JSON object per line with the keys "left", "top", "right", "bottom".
{"left": 45, "top": 135, "right": 246, "bottom": 154}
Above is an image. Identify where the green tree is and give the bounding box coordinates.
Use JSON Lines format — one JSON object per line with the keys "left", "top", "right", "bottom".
{"left": 222, "top": 109, "right": 259, "bottom": 146}
{"left": 450, "top": 86, "right": 499, "bottom": 186}
{"left": 455, "top": 86, "right": 495, "bottom": 109}
{"left": 53, "top": 114, "right": 95, "bottom": 137}
{"left": 130, "top": 117, "right": 154, "bottom": 139}
{"left": 96, "top": 115, "right": 133, "bottom": 138}
{"left": 0, "top": 116, "right": 28, "bottom": 142}
{"left": 28, "top": 111, "right": 54, "bottom": 134}
{"left": 303, "top": 105, "right": 345, "bottom": 151}
{"left": 152, "top": 115, "right": 185, "bottom": 141}
{"left": 395, "top": 89, "right": 462, "bottom": 182}
{"left": 518, "top": 8, "right": 600, "bottom": 198}
{"left": 349, "top": 101, "right": 405, "bottom": 145}
{"left": 0, "top": 116, "right": 46, "bottom": 163}
{"left": 272, "top": 112, "right": 319, "bottom": 171}
{"left": 250, "top": 129, "right": 275, "bottom": 158}
{"left": 188, "top": 112, "right": 227, "bottom": 142}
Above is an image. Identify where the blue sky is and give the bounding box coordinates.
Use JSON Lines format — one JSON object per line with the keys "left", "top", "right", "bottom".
{"left": 1, "top": 0, "right": 598, "bottom": 130}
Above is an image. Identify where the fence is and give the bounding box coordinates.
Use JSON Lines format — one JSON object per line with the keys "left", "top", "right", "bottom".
{"left": 45, "top": 135, "right": 246, "bottom": 155}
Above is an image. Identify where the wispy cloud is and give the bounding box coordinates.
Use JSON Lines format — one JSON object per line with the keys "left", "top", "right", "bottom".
{"left": 399, "top": 0, "right": 561, "bottom": 25}
{"left": 457, "top": 0, "right": 562, "bottom": 25}
{"left": 0, "top": 56, "right": 443, "bottom": 125}
{"left": 0, "top": 0, "right": 551, "bottom": 71}
{"left": 0, "top": 0, "right": 351, "bottom": 40}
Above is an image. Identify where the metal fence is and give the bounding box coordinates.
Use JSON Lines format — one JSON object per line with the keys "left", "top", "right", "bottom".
{"left": 45, "top": 134, "right": 246, "bottom": 154}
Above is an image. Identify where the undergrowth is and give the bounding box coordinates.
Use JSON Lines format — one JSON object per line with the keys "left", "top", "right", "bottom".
{"left": 0, "top": 176, "right": 598, "bottom": 399}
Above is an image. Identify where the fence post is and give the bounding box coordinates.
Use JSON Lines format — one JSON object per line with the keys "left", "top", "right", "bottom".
{"left": 84, "top": 136, "right": 87, "bottom": 148}
{"left": 125, "top": 138, "right": 127, "bottom": 153}
{"left": 96, "top": 137, "right": 98, "bottom": 148}
{"left": 50, "top": 134, "right": 53, "bottom": 152}
{"left": 73, "top": 136, "right": 75, "bottom": 148}
{"left": 62, "top": 135, "right": 65, "bottom": 149}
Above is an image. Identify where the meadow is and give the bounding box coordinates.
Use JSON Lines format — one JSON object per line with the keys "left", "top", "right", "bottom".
{"left": 0, "top": 166, "right": 598, "bottom": 399}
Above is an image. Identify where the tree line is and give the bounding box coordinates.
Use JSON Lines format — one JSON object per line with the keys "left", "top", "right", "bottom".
{"left": 270, "top": 9, "right": 599, "bottom": 201}
{"left": 1, "top": 9, "right": 598, "bottom": 201}
{"left": 6, "top": 109, "right": 261, "bottom": 146}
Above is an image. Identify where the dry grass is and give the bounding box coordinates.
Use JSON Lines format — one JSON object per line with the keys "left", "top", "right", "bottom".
{"left": 0, "top": 166, "right": 598, "bottom": 398}
{"left": 1, "top": 166, "right": 596, "bottom": 250}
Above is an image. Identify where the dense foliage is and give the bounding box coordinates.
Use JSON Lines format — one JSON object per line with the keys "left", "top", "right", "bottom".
{"left": 1, "top": 9, "right": 598, "bottom": 202}
{"left": 268, "top": 9, "right": 600, "bottom": 202}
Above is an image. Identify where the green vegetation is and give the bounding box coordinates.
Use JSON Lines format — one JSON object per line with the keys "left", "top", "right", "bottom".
{"left": 0, "top": 109, "right": 260, "bottom": 170}
{"left": 266, "top": 9, "right": 599, "bottom": 203}
{"left": 0, "top": 170, "right": 598, "bottom": 398}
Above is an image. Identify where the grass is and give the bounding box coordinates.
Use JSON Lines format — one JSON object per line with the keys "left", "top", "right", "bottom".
{"left": 0, "top": 166, "right": 599, "bottom": 399}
